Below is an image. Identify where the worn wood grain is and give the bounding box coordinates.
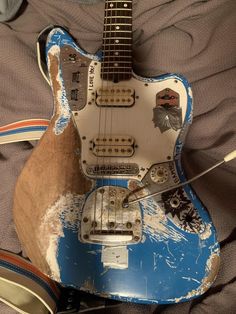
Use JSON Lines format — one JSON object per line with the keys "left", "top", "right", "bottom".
{"left": 13, "top": 51, "right": 93, "bottom": 277}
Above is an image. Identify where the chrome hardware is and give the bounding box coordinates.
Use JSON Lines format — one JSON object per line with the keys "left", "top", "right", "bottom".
{"left": 150, "top": 165, "right": 169, "bottom": 184}
{"left": 80, "top": 186, "right": 142, "bottom": 245}
{"left": 86, "top": 163, "right": 139, "bottom": 177}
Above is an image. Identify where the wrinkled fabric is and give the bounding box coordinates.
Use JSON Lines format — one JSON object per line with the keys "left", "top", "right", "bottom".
{"left": 0, "top": 0, "right": 235, "bottom": 313}
{"left": 0, "top": 0, "right": 23, "bottom": 21}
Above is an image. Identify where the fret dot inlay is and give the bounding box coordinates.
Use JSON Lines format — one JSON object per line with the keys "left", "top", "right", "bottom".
{"left": 124, "top": 4, "right": 128, "bottom": 7}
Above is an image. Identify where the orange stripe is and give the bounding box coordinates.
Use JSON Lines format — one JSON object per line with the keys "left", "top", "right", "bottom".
{"left": 0, "top": 120, "right": 50, "bottom": 132}
{"left": 0, "top": 252, "right": 60, "bottom": 297}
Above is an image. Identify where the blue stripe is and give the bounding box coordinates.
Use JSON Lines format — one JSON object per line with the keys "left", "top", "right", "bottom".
{"left": 0, "top": 126, "right": 47, "bottom": 137}
{"left": 0, "top": 260, "right": 59, "bottom": 304}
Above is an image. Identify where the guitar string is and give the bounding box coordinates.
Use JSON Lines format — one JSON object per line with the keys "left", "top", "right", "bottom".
{"left": 113, "top": 0, "right": 119, "bottom": 231}
{"left": 121, "top": 1, "right": 133, "bottom": 233}
{"left": 107, "top": 0, "right": 120, "bottom": 230}
{"left": 99, "top": 0, "right": 110, "bottom": 233}
{"left": 93, "top": 0, "right": 109, "bottom": 235}
{"left": 107, "top": 0, "right": 114, "bottom": 229}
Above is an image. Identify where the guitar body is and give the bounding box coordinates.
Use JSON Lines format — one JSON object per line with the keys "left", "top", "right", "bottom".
{"left": 13, "top": 27, "right": 220, "bottom": 304}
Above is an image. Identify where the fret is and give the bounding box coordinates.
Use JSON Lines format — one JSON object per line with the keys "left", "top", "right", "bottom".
{"left": 101, "top": 68, "right": 132, "bottom": 75}
{"left": 102, "top": 47, "right": 132, "bottom": 53}
{"left": 102, "top": 60, "right": 132, "bottom": 64}
{"left": 106, "top": 1, "right": 132, "bottom": 2}
{"left": 103, "top": 31, "right": 132, "bottom": 33}
{"left": 103, "top": 44, "right": 132, "bottom": 50}
{"left": 101, "top": 71, "right": 132, "bottom": 74}
{"left": 104, "top": 25, "right": 132, "bottom": 32}
{"left": 103, "top": 37, "right": 131, "bottom": 40}
{"left": 104, "top": 16, "right": 132, "bottom": 19}
{"left": 104, "top": 23, "right": 132, "bottom": 26}
{"left": 103, "top": 56, "right": 132, "bottom": 60}
{"left": 102, "top": 62, "right": 132, "bottom": 66}
{"left": 105, "top": 8, "right": 132, "bottom": 11}
{"left": 104, "top": 10, "right": 132, "bottom": 17}
{"left": 103, "top": 55, "right": 132, "bottom": 60}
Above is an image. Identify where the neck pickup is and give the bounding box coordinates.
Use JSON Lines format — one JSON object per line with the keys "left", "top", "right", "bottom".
{"left": 101, "top": 0, "right": 133, "bottom": 82}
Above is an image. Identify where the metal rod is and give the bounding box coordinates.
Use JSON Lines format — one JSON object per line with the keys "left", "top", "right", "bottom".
{"left": 123, "top": 160, "right": 225, "bottom": 207}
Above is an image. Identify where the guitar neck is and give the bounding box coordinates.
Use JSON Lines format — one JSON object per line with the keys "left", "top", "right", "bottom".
{"left": 101, "top": 0, "right": 133, "bottom": 82}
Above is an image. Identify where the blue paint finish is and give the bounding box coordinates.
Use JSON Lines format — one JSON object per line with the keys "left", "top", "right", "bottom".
{"left": 46, "top": 27, "right": 219, "bottom": 304}
{"left": 58, "top": 211, "right": 218, "bottom": 304}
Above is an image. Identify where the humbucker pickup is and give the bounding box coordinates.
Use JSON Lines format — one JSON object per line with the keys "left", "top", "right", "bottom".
{"left": 91, "top": 135, "right": 135, "bottom": 157}
{"left": 93, "top": 145, "right": 134, "bottom": 157}
{"left": 96, "top": 86, "right": 135, "bottom": 107}
{"left": 93, "top": 135, "right": 134, "bottom": 146}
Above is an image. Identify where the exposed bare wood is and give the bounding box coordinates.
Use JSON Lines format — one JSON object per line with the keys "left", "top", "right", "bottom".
{"left": 13, "top": 51, "right": 93, "bottom": 277}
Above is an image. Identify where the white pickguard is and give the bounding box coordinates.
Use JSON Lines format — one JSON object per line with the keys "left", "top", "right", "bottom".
{"left": 73, "top": 61, "right": 188, "bottom": 181}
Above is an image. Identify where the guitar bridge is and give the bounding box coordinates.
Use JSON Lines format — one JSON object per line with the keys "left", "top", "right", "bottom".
{"left": 80, "top": 186, "right": 142, "bottom": 246}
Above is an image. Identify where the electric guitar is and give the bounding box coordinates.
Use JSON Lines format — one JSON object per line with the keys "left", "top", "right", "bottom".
{"left": 13, "top": 0, "right": 220, "bottom": 304}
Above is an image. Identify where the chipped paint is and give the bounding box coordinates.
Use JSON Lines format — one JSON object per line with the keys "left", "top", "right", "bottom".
{"left": 142, "top": 199, "right": 186, "bottom": 242}
{"left": 38, "top": 192, "right": 84, "bottom": 281}
{"left": 42, "top": 27, "right": 220, "bottom": 304}
{"left": 167, "top": 252, "right": 220, "bottom": 303}
{"left": 81, "top": 278, "right": 96, "bottom": 292}
{"left": 182, "top": 277, "right": 201, "bottom": 284}
{"left": 48, "top": 45, "right": 71, "bottom": 135}
{"left": 199, "top": 223, "right": 212, "bottom": 240}
{"left": 153, "top": 252, "right": 158, "bottom": 271}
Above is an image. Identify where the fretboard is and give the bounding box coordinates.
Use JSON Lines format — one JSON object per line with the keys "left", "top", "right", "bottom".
{"left": 101, "top": 0, "right": 133, "bottom": 82}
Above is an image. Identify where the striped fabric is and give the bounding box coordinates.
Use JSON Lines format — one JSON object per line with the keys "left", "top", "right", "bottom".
{"left": 0, "top": 119, "right": 49, "bottom": 145}
{"left": 0, "top": 249, "right": 60, "bottom": 314}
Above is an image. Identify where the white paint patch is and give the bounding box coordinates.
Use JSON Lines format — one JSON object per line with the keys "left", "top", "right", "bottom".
{"left": 101, "top": 246, "right": 128, "bottom": 269}
{"left": 142, "top": 199, "right": 186, "bottom": 242}
{"left": 38, "top": 192, "right": 85, "bottom": 282}
{"left": 48, "top": 45, "right": 71, "bottom": 135}
{"left": 47, "top": 27, "right": 65, "bottom": 44}
{"left": 188, "top": 86, "right": 193, "bottom": 100}
{"left": 153, "top": 252, "right": 158, "bottom": 271}
{"left": 199, "top": 223, "right": 212, "bottom": 240}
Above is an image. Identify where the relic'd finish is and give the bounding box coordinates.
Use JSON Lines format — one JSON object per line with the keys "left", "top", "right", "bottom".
{"left": 13, "top": 0, "right": 219, "bottom": 304}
